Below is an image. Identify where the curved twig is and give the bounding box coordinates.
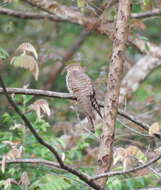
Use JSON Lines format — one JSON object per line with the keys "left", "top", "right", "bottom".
{"left": 92, "top": 153, "right": 161, "bottom": 180}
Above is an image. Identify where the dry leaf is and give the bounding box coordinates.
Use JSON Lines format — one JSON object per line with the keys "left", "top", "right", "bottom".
{"left": 113, "top": 147, "right": 125, "bottom": 165}
{"left": 4, "top": 178, "right": 18, "bottom": 189}
{"left": 123, "top": 156, "right": 138, "bottom": 171}
{"left": 6, "top": 146, "right": 23, "bottom": 160}
{"left": 2, "top": 140, "right": 19, "bottom": 147}
{"left": 2, "top": 141, "right": 24, "bottom": 161}
{"left": 61, "top": 153, "right": 66, "bottom": 162}
{"left": 1, "top": 155, "right": 6, "bottom": 173}
{"left": 16, "top": 42, "right": 38, "bottom": 60}
{"left": 77, "top": 0, "right": 86, "bottom": 12}
{"left": 47, "top": 2, "right": 58, "bottom": 10}
{"left": 125, "top": 146, "right": 147, "bottom": 162}
{"left": 154, "top": 147, "right": 161, "bottom": 164}
{"left": 10, "top": 123, "right": 25, "bottom": 130}
{"left": 132, "top": 20, "right": 147, "bottom": 31}
{"left": 10, "top": 54, "right": 39, "bottom": 80}
{"left": 125, "top": 146, "right": 139, "bottom": 156}
{"left": 154, "top": 146, "right": 161, "bottom": 154}
{"left": 19, "top": 172, "right": 30, "bottom": 190}
{"left": 29, "top": 99, "right": 51, "bottom": 119}
{"left": 149, "top": 122, "right": 161, "bottom": 135}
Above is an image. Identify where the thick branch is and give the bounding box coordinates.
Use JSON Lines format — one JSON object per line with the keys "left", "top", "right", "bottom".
{"left": 131, "top": 8, "right": 161, "bottom": 19}
{"left": 92, "top": 153, "right": 161, "bottom": 180}
{"left": 119, "top": 55, "right": 161, "bottom": 104}
{"left": 0, "top": 7, "right": 61, "bottom": 21}
{"left": 1, "top": 7, "right": 161, "bottom": 23}
{"left": 23, "top": 0, "right": 96, "bottom": 26}
{"left": 97, "top": 0, "right": 130, "bottom": 187}
{"left": 130, "top": 37, "right": 161, "bottom": 60}
{"left": 0, "top": 77, "right": 104, "bottom": 190}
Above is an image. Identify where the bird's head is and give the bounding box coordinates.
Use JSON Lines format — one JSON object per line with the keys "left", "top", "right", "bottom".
{"left": 65, "top": 63, "right": 84, "bottom": 73}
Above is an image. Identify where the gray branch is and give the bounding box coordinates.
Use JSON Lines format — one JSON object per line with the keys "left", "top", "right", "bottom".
{"left": 0, "top": 158, "right": 60, "bottom": 169}
{"left": 92, "top": 153, "right": 161, "bottom": 180}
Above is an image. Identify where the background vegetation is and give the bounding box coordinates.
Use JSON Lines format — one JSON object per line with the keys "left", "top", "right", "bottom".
{"left": 0, "top": 0, "right": 161, "bottom": 189}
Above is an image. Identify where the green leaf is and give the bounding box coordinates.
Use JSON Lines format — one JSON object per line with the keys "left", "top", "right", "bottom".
{"left": 77, "top": 0, "right": 86, "bottom": 12}
{"left": 10, "top": 54, "right": 39, "bottom": 80}
{"left": 143, "top": 0, "right": 150, "bottom": 6}
{"left": 31, "top": 174, "right": 72, "bottom": 190}
{"left": 145, "top": 42, "right": 150, "bottom": 51}
{"left": 2, "top": 112, "right": 12, "bottom": 124}
{"left": 139, "top": 36, "right": 149, "bottom": 41}
{"left": 0, "top": 48, "right": 9, "bottom": 60}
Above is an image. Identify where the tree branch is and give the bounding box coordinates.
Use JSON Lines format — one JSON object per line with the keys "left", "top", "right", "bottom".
{"left": 0, "top": 158, "right": 60, "bottom": 169}
{"left": 0, "top": 87, "right": 160, "bottom": 140}
{"left": 130, "top": 37, "right": 161, "bottom": 60}
{"left": 0, "top": 87, "right": 74, "bottom": 99}
{"left": 135, "top": 188, "right": 161, "bottom": 190}
{"left": 119, "top": 55, "right": 161, "bottom": 104}
{"left": 23, "top": 0, "right": 96, "bottom": 26}
{"left": 0, "top": 76, "right": 104, "bottom": 190}
{"left": 0, "top": 7, "right": 61, "bottom": 21}
{"left": 131, "top": 8, "right": 161, "bottom": 19}
{"left": 92, "top": 153, "right": 161, "bottom": 180}
{"left": 1, "top": 7, "right": 161, "bottom": 23}
{"left": 118, "top": 109, "right": 161, "bottom": 140}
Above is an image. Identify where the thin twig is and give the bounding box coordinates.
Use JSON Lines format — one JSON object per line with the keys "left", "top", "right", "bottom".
{"left": 131, "top": 8, "right": 161, "bottom": 19}
{"left": 117, "top": 118, "right": 150, "bottom": 137}
{"left": 148, "top": 166, "right": 161, "bottom": 178}
{"left": 91, "top": 153, "right": 161, "bottom": 180}
{"left": 118, "top": 109, "right": 161, "bottom": 140}
{"left": 0, "top": 158, "right": 60, "bottom": 169}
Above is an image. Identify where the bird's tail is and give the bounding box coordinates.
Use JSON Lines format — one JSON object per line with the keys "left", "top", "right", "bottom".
{"left": 90, "top": 94, "right": 103, "bottom": 119}
{"left": 77, "top": 96, "right": 95, "bottom": 133}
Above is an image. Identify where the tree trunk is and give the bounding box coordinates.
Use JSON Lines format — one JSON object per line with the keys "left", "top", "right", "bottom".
{"left": 97, "top": 0, "right": 130, "bottom": 187}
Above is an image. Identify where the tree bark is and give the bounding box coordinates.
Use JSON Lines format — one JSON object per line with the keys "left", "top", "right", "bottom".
{"left": 97, "top": 0, "right": 130, "bottom": 187}
{"left": 119, "top": 55, "right": 161, "bottom": 104}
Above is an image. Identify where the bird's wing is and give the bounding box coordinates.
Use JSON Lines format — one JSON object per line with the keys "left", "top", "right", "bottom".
{"left": 67, "top": 70, "right": 94, "bottom": 96}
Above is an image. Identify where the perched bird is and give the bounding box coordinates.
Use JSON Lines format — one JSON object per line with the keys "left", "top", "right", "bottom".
{"left": 65, "top": 63, "right": 102, "bottom": 132}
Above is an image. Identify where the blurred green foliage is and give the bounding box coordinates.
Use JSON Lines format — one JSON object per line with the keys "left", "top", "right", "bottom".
{"left": 0, "top": 0, "right": 161, "bottom": 189}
